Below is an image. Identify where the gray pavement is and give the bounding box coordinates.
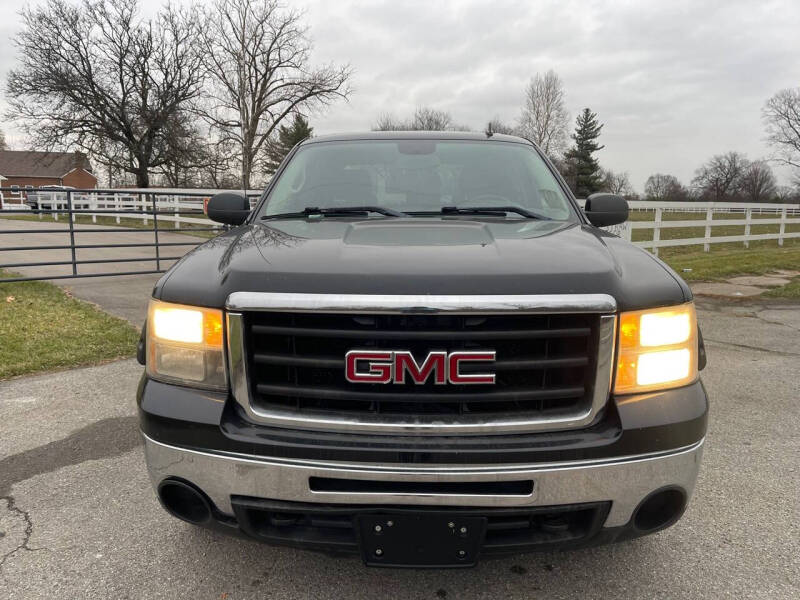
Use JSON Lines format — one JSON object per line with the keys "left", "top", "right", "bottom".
{"left": 1, "top": 299, "right": 799, "bottom": 598}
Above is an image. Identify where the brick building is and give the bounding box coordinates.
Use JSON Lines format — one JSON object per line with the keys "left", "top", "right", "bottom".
{"left": 0, "top": 151, "right": 98, "bottom": 204}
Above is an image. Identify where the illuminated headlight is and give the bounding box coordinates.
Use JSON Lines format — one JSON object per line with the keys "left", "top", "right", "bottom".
{"left": 146, "top": 299, "right": 226, "bottom": 390}
{"left": 614, "top": 303, "right": 698, "bottom": 394}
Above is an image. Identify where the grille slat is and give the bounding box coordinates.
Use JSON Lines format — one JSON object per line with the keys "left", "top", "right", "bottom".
{"left": 244, "top": 311, "right": 599, "bottom": 421}
{"left": 252, "top": 353, "right": 589, "bottom": 371}
{"left": 251, "top": 324, "right": 591, "bottom": 340}
{"left": 256, "top": 383, "right": 586, "bottom": 403}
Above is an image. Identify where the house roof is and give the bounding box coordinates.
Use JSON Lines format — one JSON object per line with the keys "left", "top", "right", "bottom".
{"left": 0, "top": 151, "right": 94, "bottom": 178}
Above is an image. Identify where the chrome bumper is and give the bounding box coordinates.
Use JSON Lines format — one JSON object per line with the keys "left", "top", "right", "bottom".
{"left": 143, "top": 435, "right": 704, "bottom": 528}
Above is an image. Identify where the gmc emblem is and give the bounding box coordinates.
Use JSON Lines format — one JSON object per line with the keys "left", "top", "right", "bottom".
{"left": 345, "top": 350, "right": 496, "bottom": 385}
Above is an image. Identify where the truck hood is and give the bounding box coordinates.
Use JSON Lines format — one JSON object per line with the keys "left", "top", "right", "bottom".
{"left": 156, "top": 218, "right": 689, "bottom": 312}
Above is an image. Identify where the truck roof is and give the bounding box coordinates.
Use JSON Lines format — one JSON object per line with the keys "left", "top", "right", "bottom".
{"left": 302, "top": 131, "right": 532, "bottom": 145}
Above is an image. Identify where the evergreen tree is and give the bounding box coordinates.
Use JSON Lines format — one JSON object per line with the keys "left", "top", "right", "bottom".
{"left": 563, "top": 108, "right": 605, "bottom": 197}
{"left": 264, "top": 114, "right": 313, "bottom": 175}
{"left": 0, "top": 128, "right": 7, "bottom": 151}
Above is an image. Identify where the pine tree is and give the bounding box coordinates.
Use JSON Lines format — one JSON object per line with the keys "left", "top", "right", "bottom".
{"left": 563, "top": 108, "right": 605, "bottom": 197}
{"left": 264, "top": 114, "right": 313, "bottom": 175}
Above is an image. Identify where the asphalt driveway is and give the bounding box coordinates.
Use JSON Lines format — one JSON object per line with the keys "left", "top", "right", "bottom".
{"left": 0, "top": 299, "right": 798, "bottom": 599}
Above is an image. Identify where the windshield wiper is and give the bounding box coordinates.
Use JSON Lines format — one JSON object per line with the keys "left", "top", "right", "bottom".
{"left": 438, "top": 206, "right": 551, "bottom": 220}
{"left": 261, "top": 206, "right": 407, "bottom": 220}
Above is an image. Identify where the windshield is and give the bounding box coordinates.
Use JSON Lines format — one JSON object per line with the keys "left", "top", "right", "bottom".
{"left": 258, "top": 139, "right": 576, "bottom": 220}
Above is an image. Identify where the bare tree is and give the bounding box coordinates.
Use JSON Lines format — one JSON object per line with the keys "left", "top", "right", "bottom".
{"left": 486, "top": 118, "right": 518, "bottom": 135}
{"left": 0, "top": 128, "right": 7, "bottom": 151}
{"left": 517, "top": 70, "right": 569, "bottom": 156}
{"left": 763, "top": 88, "right": 800, "bottom": 169}
{"left": 774, "top": 185, "right": 800, "bottom": 204}
{"left": 202, "top": 136, "right": 242, "bottom": 189}
{"left": 6, "top": 0, "right": 205, "bottom": 188}
{"left": 738, "top": 160, "right": 777, "bottom": 203}
{"left": 691, "top": 152, "right": 749, "bottom": 201}
{"left": 372, "top": 113, "right": 408, "bottom": 131}
{"left": 601, "top": 170, "right": 634, "bottom": 196}
{"left": 410, "top": 107, "right": 453, "bottom": 130}
{"left": 644, "top": 173, "right": 688, "bottom": 202}
{"left": 372, "top": 107, "right": 466, "bottom": 132}
{"left": 200, "top": 0, "right": 352, "bottom": 189}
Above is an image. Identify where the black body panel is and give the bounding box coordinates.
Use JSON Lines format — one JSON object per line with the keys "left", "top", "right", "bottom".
{"left": 172, "top": 495, "right": 669, "bottom": 560}
{"left": 153, "top": 221, "right": 688, "bottom": 312}
{"left": 138, "top": 377, "right": 707, "bottom": 465}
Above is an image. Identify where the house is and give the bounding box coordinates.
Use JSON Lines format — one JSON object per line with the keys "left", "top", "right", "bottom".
{"left": 0, "top": 151, "right": 98, "bottom": 203}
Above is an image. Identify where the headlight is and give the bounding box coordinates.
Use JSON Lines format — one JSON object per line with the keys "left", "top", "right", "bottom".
{"left": 146, "top": 299, "right": 226, "bottom": 390}
{"left": 614, "top": 302, "right": 698, "bottom": 394}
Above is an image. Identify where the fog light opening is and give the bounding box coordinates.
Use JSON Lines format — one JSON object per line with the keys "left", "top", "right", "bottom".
{"left": 633, "top": 487, "right": 686, "bottom": 532}
{"left": 157, "top": 479, "right": 212, "bottom": 524}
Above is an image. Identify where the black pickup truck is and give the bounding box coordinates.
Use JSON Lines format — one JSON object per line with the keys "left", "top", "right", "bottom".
{"left": 137, "top": 132, "right": 707, "bottom": 568}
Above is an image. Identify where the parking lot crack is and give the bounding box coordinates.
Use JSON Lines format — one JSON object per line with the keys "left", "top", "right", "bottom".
{"left": 703, "top": 337, "right": 800, "bottom": 356}
{"left": 753, "top": 310, "right": 800, "bottom": 332}
{"left": 0, "top": 495, "right": 44, "bottom": 571}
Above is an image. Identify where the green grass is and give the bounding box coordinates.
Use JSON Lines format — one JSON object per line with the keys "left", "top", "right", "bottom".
{"left": 659, "top": 246, "right": 800, "bottom": 281}
{"left": 761, "top": 276, "right": 800, "bottom": 299}
{"left": 0, "top": 270, "right": 140, "bottom": 379}
{"left": 627, "top": 210, "right": 800, "bottom": 294}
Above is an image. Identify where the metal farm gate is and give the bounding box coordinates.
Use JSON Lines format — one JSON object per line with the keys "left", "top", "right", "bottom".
{"left": 0, "top": 188, "right": 260, "bottom": 282}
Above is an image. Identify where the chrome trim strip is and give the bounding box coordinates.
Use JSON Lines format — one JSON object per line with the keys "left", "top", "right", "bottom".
{"left": 144, "top": 433, "right": 704, "bottom": 473}
{"left": 143, "top": 434, "right": 704, "bottom": 527}
{"left": 226, "top": 292, "right": 617, "bottom": 314}
{"left": 226, "top": 295, "right": 618, "bottom": 435}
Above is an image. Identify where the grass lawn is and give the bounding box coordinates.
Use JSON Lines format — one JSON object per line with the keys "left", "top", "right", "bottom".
{"left": 628, "top": 210, "right": 800, "bottom": 297}
{"left": 761, "top": 276, "right": 800, "bottom": 299}
{"left": 659, "top": 246, "right": 800, "bottom": 281}
{"left": 0, "top": 270, "right": 140, "bottom": 379}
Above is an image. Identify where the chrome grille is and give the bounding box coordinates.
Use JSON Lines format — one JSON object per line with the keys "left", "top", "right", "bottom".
{"left": 226, "top": 293, "right": 617, "bottom": 435}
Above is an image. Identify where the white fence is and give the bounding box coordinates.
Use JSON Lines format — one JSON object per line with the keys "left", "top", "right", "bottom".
{"left": 580, "top": 200, "right": 800, "bottom": 255}
{"left": 22, "top": 189, "right": 260, "bottom": 229}
{"left": 11, "top": 192, "right": 800, "bottom": 254}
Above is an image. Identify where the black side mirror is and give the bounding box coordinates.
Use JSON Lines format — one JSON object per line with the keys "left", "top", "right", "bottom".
{"left": 584, "top": 193, "right": 629, "bottom": 227}
{"left": 207, "top": 193, "right": 251, "bottom": 225}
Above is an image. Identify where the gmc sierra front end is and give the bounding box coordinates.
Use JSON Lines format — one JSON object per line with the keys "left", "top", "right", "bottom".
{"left": 137, "top": 132, "right": 707, "bottom": 568}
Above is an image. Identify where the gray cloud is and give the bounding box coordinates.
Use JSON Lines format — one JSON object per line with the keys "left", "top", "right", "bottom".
{"left": 2, "top": 0, "right": 798, "bottom": 191}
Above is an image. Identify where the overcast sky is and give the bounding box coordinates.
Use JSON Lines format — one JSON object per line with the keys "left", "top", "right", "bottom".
{"left": 1, "top": 0, "right": 799, "bottom": 191}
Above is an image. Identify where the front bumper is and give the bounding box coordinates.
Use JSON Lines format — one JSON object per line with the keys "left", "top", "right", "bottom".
{"left": 144, "top": 433, "right": 703, "bottom": 529}
{"left": 139, "top": 375, "right": 708, "bottom": 557}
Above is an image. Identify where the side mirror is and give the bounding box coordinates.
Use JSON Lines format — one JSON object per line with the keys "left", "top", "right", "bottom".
{"left": 207, "top": 192, "right": 251, "bottom": 225}
{"left": 584, "top": 193, "right": 629, "bottom": 227}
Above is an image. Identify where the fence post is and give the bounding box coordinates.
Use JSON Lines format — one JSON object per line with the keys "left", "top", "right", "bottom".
{"left": 703, "top": 208, "right": 712, "bottom": 252}
{"left": 152, "top": 193, "right": 161, "bottom": 271}
{"left": 744, "top": 208, "right": 752, "bottom": 248}
{"left": 652, "top": 207, "right": 662, "bottom": 257}
{"left": 67, "top": 190, "right": 77, "bottom": 276}
{"left": 174, "top": 196, "right": 180, "bottom": 230}
{"left": 141, "top": 193, "right": 147, "bottom": 225}
{"left": 53, "top": 193, "right": 58, "bottom": 221}
{"left": 115, "top": 193, "right": 121, "bottom": 224}
{"left": 778, "top": 206, "right": 787, "bottom": 247}
{"left": 91, "top": 195, "right": 97, "bottom": 224}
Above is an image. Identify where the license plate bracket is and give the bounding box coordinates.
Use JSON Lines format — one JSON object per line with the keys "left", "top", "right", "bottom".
{"left": 356, "top": 513, "right": 487, "bottom": 568}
